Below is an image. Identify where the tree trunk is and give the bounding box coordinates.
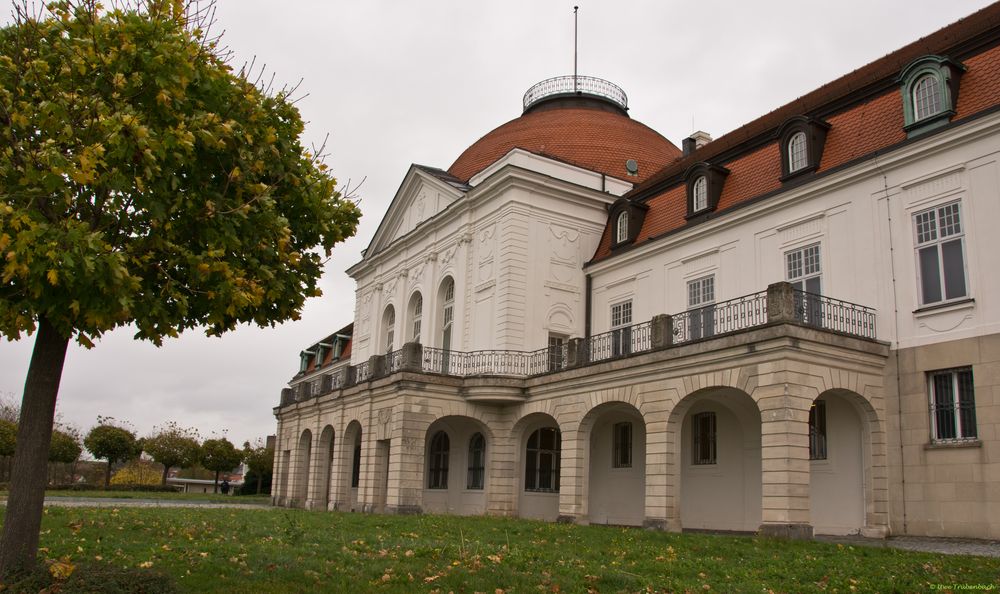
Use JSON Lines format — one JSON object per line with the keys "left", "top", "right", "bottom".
{"left": 161, "top": 465, "right": 170, "bottom": 486}
{"left": 0, "top": 318, "right": 70, "bottom": 576}
{"left": 104, "top": 459, "right": 111, "bottom": 488}
{"left": 256, "top": 473, "right": 262, "bottom": 495}
{"left": 213, "top": 470, "right": 219, "bottom": 494}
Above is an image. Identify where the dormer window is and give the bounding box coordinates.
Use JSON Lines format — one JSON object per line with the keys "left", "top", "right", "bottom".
{"left": 692, "top": 177, "right": 708, "bottom": 212}
{"left": 913, "top": 75, "right": 942, "bottom": 120}
{"left": 899, "top": 55, "right": 965, "bottom": 138}
{"left": 787, "top": 132, "right": 807, "bottom": 173}
{"left": 684, "top": 163, "right": 729, "bottom": 218}
{"left": 616, "top": 211, "right": 629, "bottom": 243}
{"left": 608, "top": 197, "right": 648, "bottom": 250}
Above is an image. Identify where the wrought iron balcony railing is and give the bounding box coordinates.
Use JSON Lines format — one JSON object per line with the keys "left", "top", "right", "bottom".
{"left": 281, "top": 283, "right": 877, "bottom": 405}
{"left": 523, "top": 75, "right": 628, "bottom": 112}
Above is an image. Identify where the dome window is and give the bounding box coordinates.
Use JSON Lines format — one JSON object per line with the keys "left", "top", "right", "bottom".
{"left": 899, "top": 55, "right": 965, "bottom": 138}
{"left": 776, "top": 116, "right": 830, "bottom": 182}
{"left": 684, "top": 163, "right": 729, "bottom": 218}
{"left": 609, "top": 197, "right": 648, "bottom": 250}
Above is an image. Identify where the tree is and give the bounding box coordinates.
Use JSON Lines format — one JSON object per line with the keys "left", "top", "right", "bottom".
{"left": 141, "top": 422, "right": 201, "bottom": 485}
{"left": 48, "top": 428, "right": 82, "bottom": 465}
{"left": 0, "top": 0, "right": 359, "bottom": 573}
{"left": 48, "top": 426, "right": 82, "bottom": 485}
{"left": 0, "top": 420, "right": 15, "bottom": 457}
{"left": 83, "top": 420, "right": 141, "bottom": 488}
{"left": 242, "top": 439, "right": 274, "bottom": 495}
{"left": 200, "top": 437, "right": 242, "bottom": 494}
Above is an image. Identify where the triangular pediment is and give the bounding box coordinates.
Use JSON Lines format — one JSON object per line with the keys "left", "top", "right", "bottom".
{"left": 365, "top": 165, "right": 468, "bottom": 258}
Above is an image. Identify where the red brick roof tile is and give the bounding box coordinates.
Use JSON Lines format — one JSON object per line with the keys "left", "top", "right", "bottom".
{"left": 448, "top": 106, "right": 680, "bottom": 183}
{"left": 591, "top": 4, "right": 1000, "bottom": 264}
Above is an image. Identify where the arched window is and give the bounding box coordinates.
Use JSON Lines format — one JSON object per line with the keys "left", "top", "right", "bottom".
{"left": 467, "top": 433, "right": 486, "bottom": 490}
{"left": 382, "top": 305, "right": 395, "bottom": 354}
{"left": 428, "top": 431, "right": 449, "bottom": 489}
{"left": 440, "top": 278, "right": 455, "bottom": 351}
{"left": 615, "top": 211, "right": 629, "bottom": 244}
{"left": 913, "top": 74, "right": 943, "bottom": 121}
{"left": 409, "top": 292, "right": 423, "bottom": 343}
{"left": 787, "top": 131, "right": 808, "bottom": 173}
{"left": 525, "top": 427, "right": 560, "bottom": 492}
{"left": 692, "top": 176, "right": 708, "bottom": 212}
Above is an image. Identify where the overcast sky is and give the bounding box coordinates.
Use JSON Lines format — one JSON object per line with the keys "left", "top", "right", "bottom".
{"left": 1, "top": 0, "right": 993, "bottom": 448}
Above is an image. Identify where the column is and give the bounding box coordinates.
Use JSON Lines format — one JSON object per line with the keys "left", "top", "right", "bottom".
{"left": 757, "top": 383, "right": 813, "bottom": 539}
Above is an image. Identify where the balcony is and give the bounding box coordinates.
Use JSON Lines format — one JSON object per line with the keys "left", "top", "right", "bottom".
{"left": 279, "top": 283, "right": 877, "bottom": 406}
{"left": 522, "top": 75, "right": 628, "bottom": 112}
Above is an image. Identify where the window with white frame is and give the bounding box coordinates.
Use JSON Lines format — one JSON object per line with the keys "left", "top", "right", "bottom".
{"left": 687, "top": 275, "right": 715, "bottom": 340}
{"left": 410, "top": 293, "right": 423, "bottom": 343}
{"left": 809, "top": 400, "right": 827, "bottom": 460}
{"left": 913, "top": 74, "right": 943, "bottom": 121}
{"left": 914, "top": 202, "right": 967, "bottom": 305}
{"left": 525, "top": 427, "right": 561, "bottom": 492}
{"left": 441, "top": 278, "right": 455, "bottom": 350}
{"left": 788, "top": 131, "right": 808, "bottom": 173}
{"left": 548, "top": 333, "right": 567, "bottom": 371}
{"left": 613, "top": 422, "right": 632, "bottom": 468}
{"left": 929, "top": 367, "right": 977, "bottom": 441}
{"left": 786, "top": 244, "right": 823, "bottom": 326}
{"left": 467, "top": 433, "right": 486, "bottom": 490}
{"left": 692, "top": 176, "right": 708, "bottom": 212}
{"left": 610, "top": 300, "right": 633, "bottom": 357}
{"left": 692, "top": 411, "right": 716, "bottom": 465}
{"left": 616, "top": 211, "right": 629, "bottom": 244}
{"left": 428, "top": 431, "right": 450, "bottom": 489}
{"left": 382, "top": 306, "right": 395, "bottom": 354}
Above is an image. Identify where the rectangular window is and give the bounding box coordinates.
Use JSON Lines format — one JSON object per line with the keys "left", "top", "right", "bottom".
{"left": 611, "top": 300, "right": 633, "bottom": 357}
{"left": 692, "top": 412, "right": 717, "bottom": 465}
{"left": 687, "top": 275, "right": 715, "bottom": 340}
{"left": 786, "top": 244, "right": 823, "bottom": 326}
{"left": 914, "top": 202, "right": 967, "bottom": 305}
{"left": 613, "top": 422, "right": 632, "bottom": 468}
{"left": 929, "top": 367, "right": 977, "bottom": 441}
{"left": 809, "top": 400, "right": 827, "bottom": 460}
{"left": 548, "top": 334, "right": 567, "bottom": 371}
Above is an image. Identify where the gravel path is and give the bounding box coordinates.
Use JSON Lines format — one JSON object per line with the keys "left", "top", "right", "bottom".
{"left": 1, "top": 497, "right": 271, "bottom": 510}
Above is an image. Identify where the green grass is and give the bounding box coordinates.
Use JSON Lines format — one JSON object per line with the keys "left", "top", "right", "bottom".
{"left": 2, "top": 507, "right": 998, "bottom": 593}
{"left": 40, "top": 490, "right": 271, "bottom": 504}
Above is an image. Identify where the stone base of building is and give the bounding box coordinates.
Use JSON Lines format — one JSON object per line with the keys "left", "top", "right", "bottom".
{"left": 387, "top": 504, "right": 423, "bottom": 515}
{"left": 758, "top": 523, "right": 814, "bottom": 539}
{"left": 861, "top": 526, "right": 890, "bottom": 539}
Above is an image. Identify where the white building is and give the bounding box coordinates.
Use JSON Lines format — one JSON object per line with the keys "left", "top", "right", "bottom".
{"left": 272, "top": 4, "right": 1000, "bottom": 539}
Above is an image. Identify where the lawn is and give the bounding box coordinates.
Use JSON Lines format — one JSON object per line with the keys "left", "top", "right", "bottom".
{"left": 2, "top": 507, "right": 998, "bottom": 593}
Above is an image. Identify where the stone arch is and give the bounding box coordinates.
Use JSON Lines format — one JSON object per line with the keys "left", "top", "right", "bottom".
{"left": 578, "top": 401, "right": 646, "bottom": 526}
{"left": 666, "top": 386, "right": 762, "bottom": 532}
{"left": 810, "top": 388, "right": 886, "bottom": 536}
{"left": 293, "top": 428, "right": 312, "bottom": 506}
{"left": 335, "top": 420, "right": 363, "bottom": 512}
{"left": 512, "top": 412, "right": 562, "bottom": 521}
{"left": 546, "top": 303, "right": 575, "bottom": 336}
{"left": 422, "top": 415, "right": 494, "bottom": 516}
{"left": 314, "top": 425, "right": 335, "bottom": 509}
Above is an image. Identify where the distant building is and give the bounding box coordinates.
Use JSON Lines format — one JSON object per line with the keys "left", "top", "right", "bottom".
{"left": 272, "top": 4, "right": 1000, "bottom": 539}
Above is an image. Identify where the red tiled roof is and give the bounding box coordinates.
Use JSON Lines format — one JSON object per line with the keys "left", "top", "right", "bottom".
{"left": 591, "top": 3, "right": 1000, "bottom": 263}
{"left": 447, "top": 106, "right": 680, "bottom": 183}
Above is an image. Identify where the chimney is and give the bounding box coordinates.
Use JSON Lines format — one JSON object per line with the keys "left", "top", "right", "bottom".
{"left": 683, "top": 130, "right": 713, "bottom": 156}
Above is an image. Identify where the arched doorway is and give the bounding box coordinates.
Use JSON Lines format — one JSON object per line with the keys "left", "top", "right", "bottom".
{"left": 583, "top": 402, "right": 646, "bottom": 526}
{"left": 809, "top": 390, "right": 867, "bottom": 535}
{"left": 422, "top": 416, "right": 491, "bottom": 516}
{"left": 672, "top": 388, "right": 761, "bottom": 532}
{"left": 315, "top": 425, "right": 335, "bottom": 509}
{"left": 294, "top": 429, "right": 312, "bottom": 506}
{"left": 514, "top": 413, "right": 561, "bottom": 521}
{"left": 336, "top": 421, "right": 363, "bottom": 512}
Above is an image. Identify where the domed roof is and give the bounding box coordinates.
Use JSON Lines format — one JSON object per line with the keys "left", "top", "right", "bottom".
{"left": 448, "top": 78, "right": 680, "bottom": 183}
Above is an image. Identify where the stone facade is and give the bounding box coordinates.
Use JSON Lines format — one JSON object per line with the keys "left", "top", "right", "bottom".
{"left": 273, "top": 5, "right": 1000, "bottom": 540}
